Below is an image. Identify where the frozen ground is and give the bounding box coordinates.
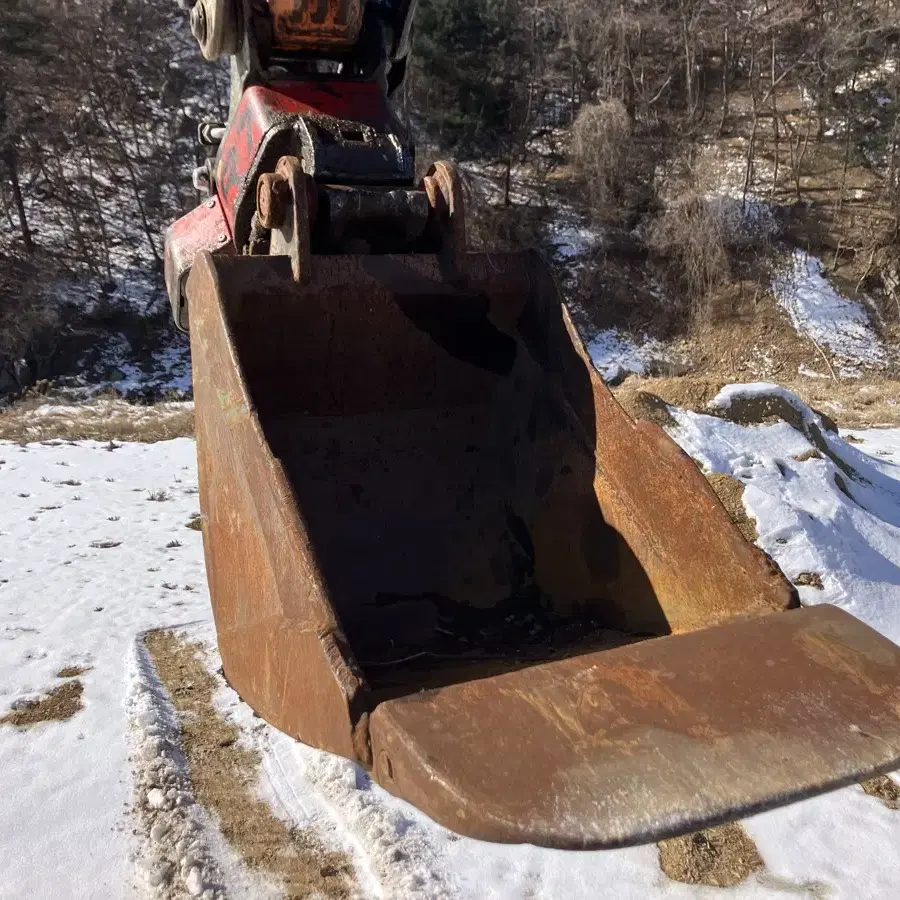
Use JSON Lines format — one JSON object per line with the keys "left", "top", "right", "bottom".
{"left": 1, "top": 389, "right": 900, "bottom": 898}
{"left": 586, "top": 329, "right": 672, "bottom": 382}
{"left": 772, "top": 250, "right": 888, "bottom": 373}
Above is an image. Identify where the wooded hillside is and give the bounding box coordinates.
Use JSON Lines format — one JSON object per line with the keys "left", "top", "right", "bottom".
{"left": 2, "top": 0, "right": 899, "bottom": 393}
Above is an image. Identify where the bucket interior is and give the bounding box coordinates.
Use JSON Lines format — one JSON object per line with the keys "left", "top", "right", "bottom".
{"left": 225, "top": 263, "right": 671, "bottom": 696}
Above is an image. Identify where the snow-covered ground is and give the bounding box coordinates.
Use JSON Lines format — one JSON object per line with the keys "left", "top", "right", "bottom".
{"left": 2, "top": 387, "right": 900, "bottom": 899}
{"left": 586, "top": 329, "right": 672, "bottom": 382}
{"left": 772, "top": 250, "right": 887, "bottom": 374}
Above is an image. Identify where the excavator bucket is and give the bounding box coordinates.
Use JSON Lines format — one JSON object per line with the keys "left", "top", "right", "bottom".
{"left": 185, "top": 245, "right": 900, "bottom": 849}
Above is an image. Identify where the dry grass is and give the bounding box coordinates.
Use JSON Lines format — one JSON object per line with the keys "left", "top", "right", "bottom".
{"left": 0, "top": 397, "right": 194, "bottom": 444}
{"left": 0, "top": 680, "right": 84, "bottom": 727}
{"left": 571, "top": 100, "right": 647, "bottom": 226}
{"left": 862, "top": 775, "right": 900, "bottom": 810}
{"left": 56, "top": 665, "right": 91, "bottom": 678}
{"left": 658, "top": 822, "right": 764, "bottom": 887}
{"left": 705, "top": 473, "right": 758, "bottom": 542}
{"left": 614, "top": 373, "right": 900, "bottom": 430}
{"left": 144, "top": 631, "right": 355, "bottom": 899}
{"left": 648, "top": 191, "right": 733, "bottom": 320}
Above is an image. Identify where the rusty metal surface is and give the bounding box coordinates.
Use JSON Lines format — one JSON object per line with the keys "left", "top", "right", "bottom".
{"left": 513, "top": 258, "right": 799, "bottom": 633}
{"left": 185, "top": 246, "right": 900, "bottom": 847}
{"left": 268, "top": 156, "right": 312, "bottom": 282}
{"left": 186, "top": 251, "right": 370, "bottom": 761}
{"left": 370, "top": 605, "right": 900, "bottom": 848}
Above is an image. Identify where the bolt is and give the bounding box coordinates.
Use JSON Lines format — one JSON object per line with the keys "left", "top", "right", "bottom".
{"left": 190, "top": 2, "right": 207, "bottom": 46}
{"left": 206, "top": 199, "right": 216, "bottom": 209}
{"left": 256, "top": 173, "right": 290, "bottom": 230}
{"left": 217, "top": 234, "right": 228, "bottom": 244}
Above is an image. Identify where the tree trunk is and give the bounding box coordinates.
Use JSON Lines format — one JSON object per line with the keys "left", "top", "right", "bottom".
{"left": 770, "top": 36, "right": 780, "bottom": 197}
{"left": 2, "top": 147, "right": 35, "bottom": 255}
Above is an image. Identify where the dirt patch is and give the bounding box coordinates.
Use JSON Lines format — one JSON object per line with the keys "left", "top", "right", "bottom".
{"left": 613, "top": 377, "right": 726, "bottom": 419}
{"left": 794, "top": 449, "right": 823, "bottom": 462}
{"left": 793, "top": 572, "right": 824, "bottom": 590}
{"left": 0, "top": 680, "right": 84, "bottom": 727}
{"left": 705, "top": 473, "right": 758, "bottom": 542}
{"left": 56, "top": 665, "right": 91, "bottom": 678}
{"left": 185, "top": 514, "right": 203, "bottom": 531}
{"left": 862, "top": 775, "right": 900, "bottom": 810}
{"left": 614, "top": 374, "right": 900, "bottom": 430}
{"left": 0, "top": 397, "right": 194, "bottom": 443}
{"left": 683, "top": 287, "right": 825, "bottom": 384}
{"left": 717, "top": 392, "right": 838, "bottom": 435}
{"left": 658, "top": 822, "right": 764, "bottom": 887}
{"left": 614, "top": 389, "right": 678, "bottom": 428}
{"left": 144, "top": 631, "right": 355, "bottom": 899}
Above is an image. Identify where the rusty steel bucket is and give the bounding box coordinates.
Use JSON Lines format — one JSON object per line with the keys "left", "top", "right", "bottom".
{"left": 185, "top": 247, "right": 900, "bottom": 849}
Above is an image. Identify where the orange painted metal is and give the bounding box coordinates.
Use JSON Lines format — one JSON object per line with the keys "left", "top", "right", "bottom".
{"left": 268, "top": 0, "right": 364, "bottom": 52}
{"left": 185, "top": 246, "right": 900, "bottom": 848}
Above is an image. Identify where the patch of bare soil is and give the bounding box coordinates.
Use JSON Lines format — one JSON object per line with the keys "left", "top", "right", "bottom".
{"left": 612, "top": 388, "right": 679, "bottom": 429}
{"left": 862, "top": 775, "right": 900, "bottom": 810}
{"left": 144, "top": 631, "right": 355, "bottom": 899}
{"left": 616, "top": 368, "right": 900, "bottom": 434}
{"left": 612, "top": 377, "right": 726, "bottom": 422}
{"left": 686, "top": 286, "right": 825, "bottom": 384}
{"left": 0, "top": 397, "right": 194, "bottom": 443}
{"left": 658, "top": 822, "right": 764, "bottom": 888}
{"left": 0, "top": 680, "right": 84, "bottom": 727}
{"left": 793, "top": 572, "right": 824, "bottom": 590}
{"left": 705, "top": 473, "right": 758, "bottom": 542}
{"left": 56, "top": 665, "right": 91, "bottom": 678}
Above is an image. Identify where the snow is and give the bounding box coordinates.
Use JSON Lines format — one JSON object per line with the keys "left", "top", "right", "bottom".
{"left": 545, "top": 217, "right": 601, "bottom": 262}
{"left": 0, "top": 439, "right": 210, "bottom": 899}
{"left": 128, "top": 636, "right": 278, "bottom": 900}
{"left": 2, "top": 398, "right": 900, "bottom": 898}
{"left": 772, "top": 250, "right": 886, "bottom": 370}
{"left": 111, "top": 343, "right": 194, "bottom": 399}
{"left": 673, "top": 384, "right": 900, "bottom": 646}
{"left": 586, "top": 329, "right": 670, "bottom": 381}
